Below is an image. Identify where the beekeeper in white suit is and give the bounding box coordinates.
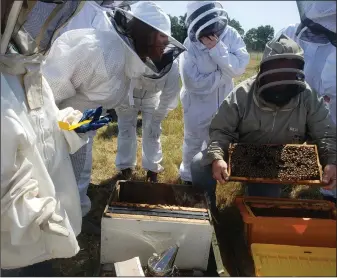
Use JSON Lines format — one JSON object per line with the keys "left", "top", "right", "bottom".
{"left": 42, "top": 1, "right": 185, "bottom": 232}
{"left": 26, "top": 0, "right": 131, "bottom": 235}
{"left": 179, "top": 1, "right": 250, "bottom": 184}
{"left": 115, "top": 4, "right": 181, "bottom": 183}
{"left": 276, "top": 1, "right": 336, "bottom": 202}
{"left": 54, "top": 0, "right": 180, "bottom": 182}
{"left": 0, "top": 0, "right": 109, "bottom": 276}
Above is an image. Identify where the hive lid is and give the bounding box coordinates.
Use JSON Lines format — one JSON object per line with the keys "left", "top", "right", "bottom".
{"left": 114, "top": 257, "right": 145, "bottom": 276}
{"left": 251, "top": 243, "right": 336, "bottom": 277}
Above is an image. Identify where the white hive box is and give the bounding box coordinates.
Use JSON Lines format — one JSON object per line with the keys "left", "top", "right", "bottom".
{"left": 101, "top": 181, "right": 213, "bottom": 271}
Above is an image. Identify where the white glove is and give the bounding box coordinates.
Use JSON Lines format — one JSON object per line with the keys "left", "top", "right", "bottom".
{"left": 148, "top": 121, "right": 162, "bottom": 139}
{"left": 35, "top": 202, "right": 70, "bottom": 237}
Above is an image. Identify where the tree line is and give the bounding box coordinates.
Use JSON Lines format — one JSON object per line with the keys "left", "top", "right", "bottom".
{"left": 169, "top": 14, "right": 275, "bottom": 52}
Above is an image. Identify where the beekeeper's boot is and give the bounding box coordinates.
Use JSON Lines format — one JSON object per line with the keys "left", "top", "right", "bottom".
{"left": 120, "top": 168, "right": 133, "bottom": 180}
{"left": 146, "top": 170, "right": 158, "bottom": 183}
{"left": 183, "top": 181, "right": 193, "bottom": 185}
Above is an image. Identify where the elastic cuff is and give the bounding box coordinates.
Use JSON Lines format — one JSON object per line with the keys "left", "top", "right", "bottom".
{"left": 209, "top": 41, "right": 228, "bottom": 57}
{"left": 200, "top": 152, "right": 224, "bottom": 167}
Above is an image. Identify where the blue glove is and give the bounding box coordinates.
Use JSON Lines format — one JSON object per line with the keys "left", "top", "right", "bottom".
{"left": 75, "top": 106, "right": 112, "bottom": 133}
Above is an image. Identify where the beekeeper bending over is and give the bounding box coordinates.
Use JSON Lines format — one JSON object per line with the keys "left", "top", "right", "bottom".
{"left": 179, "top": 1, "right": 250, "bottom": 184}
{"left": 41, "top": 1, "right": 185, "bottom": 233}
{"left": 115, "top": 5, "right": 181, "bottom": 183}
{"left": 276, "top": 0, "right": 336, "bottom": 202}
{"left": 1, "top": 0, "right": 110, "bottom": 276}
{"left": 190, "top": 35, "right": 336, "bottom": 210}
{"left": 46, "top": 0, "right": 181, "bottom": 183}
{"left": 33, "top": 0, "right": 124, "bottom": 235}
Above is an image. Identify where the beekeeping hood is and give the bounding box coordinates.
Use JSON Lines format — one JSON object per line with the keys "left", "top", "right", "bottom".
{"left": 296, "top": 1, "right": 336, "bottom": 46}
{"left": 1, "top": 0, "right": 86, "bottom": 56}
{"left": 255, "top": 34, "right": 307, "bottom": 108}
{"left": 185, "top": 1, "right": 228, "bottom": 43}
{"left": 112, "top": 1, "right": 186, "bottom": 79}
{"left": 97, "top": 1, "right": 139, "bottom": 11}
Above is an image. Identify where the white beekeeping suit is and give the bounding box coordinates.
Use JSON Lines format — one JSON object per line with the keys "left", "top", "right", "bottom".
{"left": 179, "top": 1, "right": 250, "bottom": 183}
{"left": 115, "top": 2, "right": 181, "bottom": 182}
{"left": 41, "top": 0, "right": 115, "bottom": 224}
{"left": 115, "top": 63, "right": 180, "bottom": 182}
{"left": 115, "top": 6, "right": 180, "bottom": 181}
{"left": 34, "top": 0, "right": 131, "bottom": 230}
{"left": 41, "top": 1, "right": 185, "bottom": 219}
{"left": 276, "top": 1, "right": 336, "bottom": 199}
{"left": 0, "top": 0, "right": 88, "bottom": 272}
{"left": 276, "top": 1, "right": 336, "bottom": 123}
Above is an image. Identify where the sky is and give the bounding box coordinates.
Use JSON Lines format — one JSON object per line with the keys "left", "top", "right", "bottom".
{"left": 134, "top": 1, "right": 301, "bottom": 34}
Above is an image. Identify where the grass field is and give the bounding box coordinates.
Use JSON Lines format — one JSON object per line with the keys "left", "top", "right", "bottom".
{"left": 53, "top": 52, "right": 323, "bottom": 276}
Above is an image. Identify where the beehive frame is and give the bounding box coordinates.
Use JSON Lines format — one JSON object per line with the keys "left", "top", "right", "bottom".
{"left": 227, "top": 143, "right": 323, "bottom": 185}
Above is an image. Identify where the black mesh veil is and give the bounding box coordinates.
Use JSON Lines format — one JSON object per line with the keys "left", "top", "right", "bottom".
{"left": 296, "top": 1, "right": 336, "bottom": 46}
{"left": 185, "top": 2, "right": 228, "bottom": 42}
{"left": 112, "top": 8, "right": 185, "bottom": 79}
{"left": 8, "top": 0, "right": 82, "bottom": 55}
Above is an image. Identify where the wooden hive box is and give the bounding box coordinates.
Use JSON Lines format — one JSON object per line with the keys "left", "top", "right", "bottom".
{"left": 235, "top": 196, "right": 336, "bottom": 248}
{"left": 101, "top": 181, "right": 214, "bottom": 271}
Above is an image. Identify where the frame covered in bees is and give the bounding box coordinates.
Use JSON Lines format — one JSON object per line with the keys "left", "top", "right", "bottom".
{"left": 228, "top": 143, "right": 323, "bottom": 185}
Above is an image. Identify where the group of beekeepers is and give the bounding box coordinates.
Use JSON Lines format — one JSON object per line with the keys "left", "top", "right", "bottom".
{"left": 1, "top": 0, "right": 336, "bottom": 276}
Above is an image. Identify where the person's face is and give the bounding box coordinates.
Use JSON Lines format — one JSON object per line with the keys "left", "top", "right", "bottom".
{"left": 148, "top": 31, "right": 168, "bottom": 61}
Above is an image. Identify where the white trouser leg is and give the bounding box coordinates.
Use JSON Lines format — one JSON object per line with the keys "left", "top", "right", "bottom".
{"left": 179, "top": 130, "right": 206, "bottom": 182}
{"left": 179, "top": 97, "right": 211, "bottom": 182}
{"left": 141, "top": 104, "right": 164, "bottom": 173}
{"left": 70, "top": 130, "right": 96, "bottom": 217}
{"left": 115, "top": 106, "right": 139, "bottom": 171}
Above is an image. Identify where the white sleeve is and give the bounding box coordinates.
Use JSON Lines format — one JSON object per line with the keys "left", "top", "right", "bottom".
{"left": 321, "top": 50, "right": 336, "bottom": 124}
{"left": 275, "top": 24, "right": 299, "bottom": 40}
{"left": 40, "top": 76, "right": 88, "bottom": 154}
{"left": 208, "top": 28, "right": 250, "bottom": 79}
{"left": 152, "top": 61, "right": 180, "bottom": 122}
{"left": 41, "top": 30, "right": 102, "bottom": 105}
{"left": 57, "top": 107, "right": 89, "bottom": 154}
{"left": 1, "top": 99, "right": 66, "bottom": 246}
{"left": 180, "top": 48, "right": 225, "bottom": 95}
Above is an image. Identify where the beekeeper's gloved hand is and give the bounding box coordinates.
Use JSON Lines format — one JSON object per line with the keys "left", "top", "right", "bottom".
{"left": 75, "top": 106, "right": 112, "bottom": 133}
{"left": 148, "top": 121, "right": 162, "bottom": 139}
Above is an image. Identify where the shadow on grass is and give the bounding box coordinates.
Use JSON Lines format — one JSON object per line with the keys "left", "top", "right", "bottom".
{"left": 97, "top": 119, "right": 143, "bottom": 140}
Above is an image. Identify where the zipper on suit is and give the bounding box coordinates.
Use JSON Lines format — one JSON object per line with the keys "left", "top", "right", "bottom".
{"left": 142, "top": 90, "right": 147, "bottom": 99}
